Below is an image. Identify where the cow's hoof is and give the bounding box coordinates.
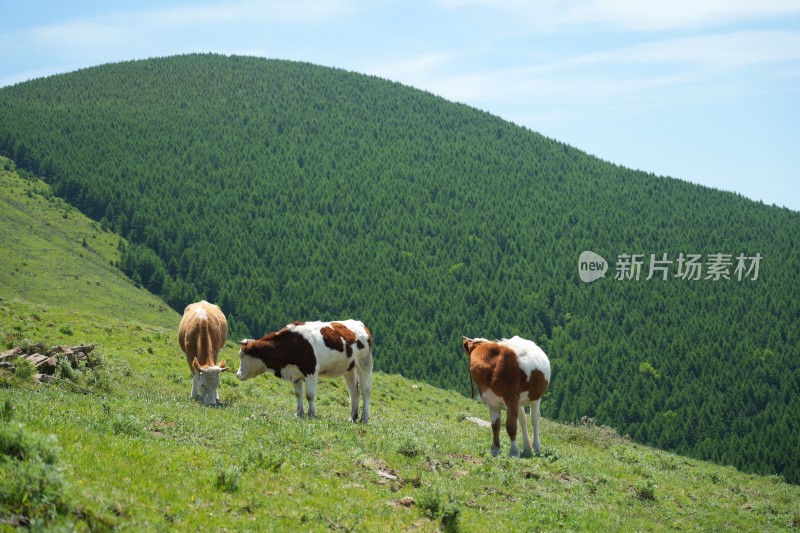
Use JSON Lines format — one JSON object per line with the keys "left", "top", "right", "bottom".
{"left": 520, "top": 447, "right": 534, "bottom": 458}
{"left": 491, "top": 446, "right": 502, "bottom": 457}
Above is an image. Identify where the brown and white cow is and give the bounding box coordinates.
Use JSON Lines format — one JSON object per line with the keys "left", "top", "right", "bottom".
{"left": 178, "top": 300, "right": 228, "bottom": 405}
{"left": 463, "top": 335, "right": 550, "bottom": 457}
{"left": 237, "top": 320, "right": 373, "bottom": 422}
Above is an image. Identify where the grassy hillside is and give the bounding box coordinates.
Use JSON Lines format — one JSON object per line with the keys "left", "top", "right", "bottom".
{"left": 0, "top": 55, "right": 798, "bottom": 484}
{"left": 1, "top": 170, "right": 799, "bottom": 531}
{"left": 0, "top": 156, "right": 175, "bottom": 329}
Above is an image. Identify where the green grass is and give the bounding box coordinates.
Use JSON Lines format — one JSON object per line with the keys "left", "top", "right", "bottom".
{"left": 2, "top": 159, "right": 800, "bottom": 531}
{"left": 0, "top": 156, "right": 175, "bottom": 329}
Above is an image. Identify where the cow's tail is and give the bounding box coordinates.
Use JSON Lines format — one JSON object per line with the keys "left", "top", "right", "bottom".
{"left": 356, "top": 339, "right": 374, "bottom": 395}
{"left": 198, "top": 318, "right": 211, "bottom": 365}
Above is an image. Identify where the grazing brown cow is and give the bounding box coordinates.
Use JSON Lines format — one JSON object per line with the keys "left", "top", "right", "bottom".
{"left": 178, "top": 300, "right": 228, "bottom": 405}
{"left": 463, "top": 336, "right": 550, "bottom": 457}
{"left": 237, "top": 320, "right": 372, "bottom": 422}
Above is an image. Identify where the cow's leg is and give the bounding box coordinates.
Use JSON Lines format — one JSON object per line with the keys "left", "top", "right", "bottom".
{"left": 531, "top": 399, "right": 542, "bottom": 453}
{"left": 505, "top": 396, "right": 520, "bottom": 458}
{"left": 344, "top": 371, "right": 359, "bottom": 422}
{"left": 489, "top": 406, "right": 502, "bottom": 457}
{"left": 293, "top": 380, "right": 305, "bottom": 417}
{"left": 518, "top": 406, "right": 533, "bottom": 457}
{"left": 357, "top": 363, "right": 372, "bottom": 423}
{"left": 305, "top": 374, "right": 318, "bottom": 418}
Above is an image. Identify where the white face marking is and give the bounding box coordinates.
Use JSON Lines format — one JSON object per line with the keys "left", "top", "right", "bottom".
{"left": 197, "top": 366, "right": 222, "bottom": 405}
{"left": 236, "top": 352, "right": 268, "bottom": 381}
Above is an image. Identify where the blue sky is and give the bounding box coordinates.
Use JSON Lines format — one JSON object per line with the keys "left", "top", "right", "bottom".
{"left": 2, "top": 1, "right": 799, "bottom": 211}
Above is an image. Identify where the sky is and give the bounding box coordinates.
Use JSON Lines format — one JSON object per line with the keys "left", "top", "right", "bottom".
{"left": 2, "top": 1, "right": 799, "bottom": 212}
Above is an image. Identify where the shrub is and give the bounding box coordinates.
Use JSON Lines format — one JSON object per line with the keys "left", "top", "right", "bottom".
{"left": 0, "top": 423, "right": 59, "bottom": 465}
{"left": 215, "top": 465, "right": 241, "bottom": 493}
{"left": 13, "top": 358, "right": 36, "bottom": 381}
{"left": 396, "top": 433, "right": 428, "bottom": 458}
{"left": 634, "top": 479, "right": 657, "bottom": 501}
{"left": 418, "top": 488, "right": 461, "bottom": 532}
{"left": 0, "top": 423, "right": 70, "bottom": 526}
{"left": 54, "top": 357, "right": 78, "bottom": 381}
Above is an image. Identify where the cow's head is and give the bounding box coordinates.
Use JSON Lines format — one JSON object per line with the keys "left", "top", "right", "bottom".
{"left": 236, "top": 338, "right": 268, "bottom": 381}
{"left": 192, "top": 357, "right": 228, "bottom": 405}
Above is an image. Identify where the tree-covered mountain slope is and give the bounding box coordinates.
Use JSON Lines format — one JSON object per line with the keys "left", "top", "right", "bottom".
{"left": 0, "top": 54, "right": 798, "bottom": 483}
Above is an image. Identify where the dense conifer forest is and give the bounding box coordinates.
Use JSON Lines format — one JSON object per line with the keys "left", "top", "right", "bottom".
{"left": 1, "top": 54, "right": 798, "bottom": 483}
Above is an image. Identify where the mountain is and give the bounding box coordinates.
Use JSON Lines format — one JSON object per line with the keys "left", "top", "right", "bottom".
{"left": 0, "top": 54, "right": 798, "bottom": 483}
{"left": 2, "top": 160, "right": 799, "bottom": 531}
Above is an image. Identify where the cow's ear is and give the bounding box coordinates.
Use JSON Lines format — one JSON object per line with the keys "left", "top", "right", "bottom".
{"left": 193, "top": 357, "right": 202, "bottom": 372}
{"left": 219, "top": 360, "right": 228, "bottom": 371}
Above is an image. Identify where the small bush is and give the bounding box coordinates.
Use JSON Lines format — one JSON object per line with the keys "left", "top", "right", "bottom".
{"left": 0, "top": 423, "right": 70, "bottom": 526}
{"left": 13, "top": 358, "right": 36, "bottom": 381}
{"left": 54, "top": 357, "right": 78, "bottom": 381}
{"left": 84, "top": 367, "right": 113, "bottom": 393}
{"left": 418, "top": 489, "right": 461, "bottom": 532}
{"left": 215, "top": 465, "right": 241, "bottom": 493}
{"left": 634, "top": 479, "right": 657, "bottom": 501}
{"left": 396, "top": 433, "right": 428, "bottom": 458}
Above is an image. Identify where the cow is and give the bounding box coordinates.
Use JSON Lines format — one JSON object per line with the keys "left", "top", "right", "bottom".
{"left": 237, "top": 320, "right": 373, "bottom": 422}
{"left": 463, "top": 335, "right": 550, "bottom": 457}
{"left": 178, "top": 300, "right": 228, "bottom": 405}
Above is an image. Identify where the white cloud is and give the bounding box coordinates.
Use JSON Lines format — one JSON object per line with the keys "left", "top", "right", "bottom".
{"left": 439, "top": 0, "right": 800, "bottom": 32}
{"left": 575, "top": 31, "right": 800, "bottom": 68}
{"left": 563, "top": 0, "right": 800, "bottom": 32}
{"left": 21, "top": 0, "right": 357, "bottom": 53}
{"left": 390, "top": 30, "right": 800, "bottom": 102}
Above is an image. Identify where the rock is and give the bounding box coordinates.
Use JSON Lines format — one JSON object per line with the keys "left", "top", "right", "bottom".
{"left": 25, "top": 353, "right": 50, "bottom": 367}
{"left": 395, "top": 496, "right": 416, "bottom": 508}
{"left": 0, "top": 347, "right": 24, "bottom": 361}
{"left": 50, "top": 345, "right": 74, "bottom": 355}
{"left": 464, "top": 416, "right": 491, "bottom": 428}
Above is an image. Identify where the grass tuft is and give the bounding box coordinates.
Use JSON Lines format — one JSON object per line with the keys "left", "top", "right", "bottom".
{"left": 0, "top": 423, "right": 70, "bottom": 526}
{"left": 418, "top": 488, "right": 462, "bottom": 532}
{"left": 214, "top": 464, "right": 241, "bottom": 493}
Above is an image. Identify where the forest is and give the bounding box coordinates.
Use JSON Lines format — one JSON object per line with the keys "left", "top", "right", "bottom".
{"left": 0, "top": 54, "right": 798, "bottom": 483}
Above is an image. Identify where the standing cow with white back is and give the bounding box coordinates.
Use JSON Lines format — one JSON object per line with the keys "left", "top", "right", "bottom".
{"left": 463, "top": 335, "right": 550, "bottom": 457}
